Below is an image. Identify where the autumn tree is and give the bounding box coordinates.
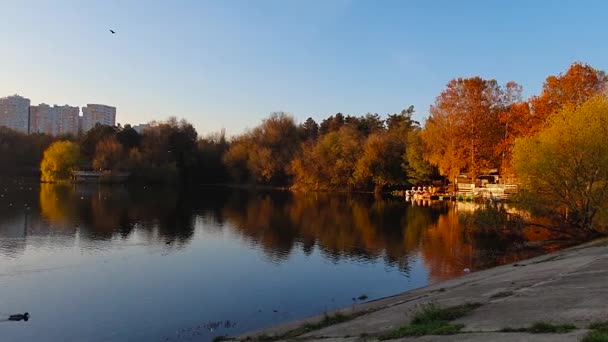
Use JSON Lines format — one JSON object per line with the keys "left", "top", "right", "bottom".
{"left": 512, "top": 95, "right": 608, "bottom": 238}
{"left": 222, "top": 138, "right": 251, "bottom": 182}
{"left": 224, "top": 112, "right": 300, "bottom": 184}
{"left": 496, "top": 100, "right": 531, "bottom": 174}
{"left": 423, "top": 77, "right": 517, "bottom": 180}
{"left": 497, "top": 64, "right": 606, "bottom": 174}
{"left": 529, "top": 62, "right": 607, "bottom": 135}
{"left": 352, "top": 106, "right": 423, "bottom": 191}
{"left": 93, "top": 136, "right": 125, "bottom": 171}
{"left": 40, "top": 141, "right": 80, "bottom": 182}
{"left": 291, "top": 126, "right": 363, "bottom": 190}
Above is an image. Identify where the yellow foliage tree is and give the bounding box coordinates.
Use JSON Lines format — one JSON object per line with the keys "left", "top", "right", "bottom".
{"left": 40, "top": 141, "right": 80, "bottom": 182}
{"left": 512, "top": 95, "right": 608, "bottom": 237}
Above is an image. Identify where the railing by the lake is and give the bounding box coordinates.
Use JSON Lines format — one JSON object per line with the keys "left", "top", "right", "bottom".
{"left": 457, "top": 183, "right": 519, "bottom": 200}
{"left": 71, "top": 171, "right": 130, "bottom": 183}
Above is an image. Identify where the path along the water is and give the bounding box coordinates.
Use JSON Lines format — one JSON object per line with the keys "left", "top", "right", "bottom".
{"left": 234, "top": 238, "right": 608, "bottom": 342}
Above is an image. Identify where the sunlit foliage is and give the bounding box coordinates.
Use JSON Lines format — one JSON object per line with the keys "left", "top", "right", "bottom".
{"left": 497, "top": 63, "right": 606, "bottom": 175}
{"left": 422, "top": 77, "right": 518, "bottom": 180}
{"left": 405, "top": 129, "right": 436, "bottom": 185}
{"left": 291, "top": 126, "right": 363, "bottom": 191}
{"left": 224, "top": 112, "right": 300, "bottom": 184}
{"left": 529, "top": 62, "right": 607, "bottom": 135}
{"left": 40, "top": 140, "right": 80, "bottom": 182}
{"left": 512, "top": 95, "right": 608, "bottom": 237}
{"left": 354, "top": 133, "right": 406, "bottom": 192}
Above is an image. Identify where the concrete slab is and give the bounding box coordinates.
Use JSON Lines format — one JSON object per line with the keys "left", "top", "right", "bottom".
{"left": 236, "top": 239, "right": 608, "bottom": 342}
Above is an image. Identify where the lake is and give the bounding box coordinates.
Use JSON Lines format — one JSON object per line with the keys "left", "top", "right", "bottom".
{"left": 0, "top": 181, "right": 564, "bottom": 341}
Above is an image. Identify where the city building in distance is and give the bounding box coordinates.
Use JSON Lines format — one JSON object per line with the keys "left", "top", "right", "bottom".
{"left": 30, "top": 104, "right": 80, "bottom": 136}
{"left": 0, "top": 95, "right": 31, "bottom": 134}
{"left": 82, "top": 104, "right": 116, "bottom": 132}
{"left": 0, "top": 95, "right": 117, "bottom": 136}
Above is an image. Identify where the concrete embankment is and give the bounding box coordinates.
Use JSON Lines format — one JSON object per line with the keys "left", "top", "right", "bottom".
{"left": 235, "top": 239, "right": 608, "bottom": 342}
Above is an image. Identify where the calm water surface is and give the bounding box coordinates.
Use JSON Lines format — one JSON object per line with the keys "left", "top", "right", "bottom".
{"left": 0, "top": 181, "right": 561, "bottom": 342}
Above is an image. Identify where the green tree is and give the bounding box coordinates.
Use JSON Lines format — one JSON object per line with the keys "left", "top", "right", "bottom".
{"left": 134, "top": 118, "right": 199, "bottom": 182}
{"left": 354, "top": 133, "right": 406, "bottom": 192}
{"left": 196, "top": 130, "right": 229, "bottom": 183}
{"left": 291, "top": 126, "right": 363, "bottom": 191}
{"left": 512, "top": 95, "right": 608, "bottom": 238}
{"left": 345, "top": 113, "right": 385, "bottom": 136}
{"left": 299, "top": 117, "right": 319, "bottom": 141}
{"left": 319, "top": 113, "right": 345, "bottom": 134}
{"left": 405, "top": 129, "right": 436, "bottom": 185}
{"left": 0, "top": 127, "right": 54, "bottom": 176}
{"left": 116, "top": 124, "right": 141, "bottom": 150}
{"left": 40, "top": 141, "right": 80, "bottom": 182}
{"left": 386, "top": 106, "right": 417, "bottom": 132}
{"left": 79, "top": 124, "right": 117, "bottom": 159}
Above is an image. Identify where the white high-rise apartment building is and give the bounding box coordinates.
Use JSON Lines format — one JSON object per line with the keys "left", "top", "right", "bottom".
{"left": 55, "top": 105, "right": 80, "bottom": 135}
{"left": 0, "top": 95, "right": 31, "bottom": 134}
{"left": 29, "top": 104, "right": 53, "bottom": 134}
{"left": 30, "top": 104, "right": 80, "bottom": 136}
{"left": 82, "top": 104, "right": 116, "bottom": 132}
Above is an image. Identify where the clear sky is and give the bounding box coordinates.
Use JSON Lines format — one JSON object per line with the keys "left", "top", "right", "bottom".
{"left": 1, "top": 0, "right": 607, "bottom": 136}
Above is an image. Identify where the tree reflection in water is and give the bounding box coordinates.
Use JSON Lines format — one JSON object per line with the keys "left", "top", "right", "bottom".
{"left": 0, "top": 183, "right": 566, "bottom": 281}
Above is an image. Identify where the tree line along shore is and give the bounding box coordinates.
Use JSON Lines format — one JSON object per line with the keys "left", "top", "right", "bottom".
{"left": 1, "top": 62, "right": 607, "bottom": 238}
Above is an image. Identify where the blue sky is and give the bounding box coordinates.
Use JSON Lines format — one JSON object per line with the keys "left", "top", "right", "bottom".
{"left": 1, "top": 0, "right": 607, "bottom": 136}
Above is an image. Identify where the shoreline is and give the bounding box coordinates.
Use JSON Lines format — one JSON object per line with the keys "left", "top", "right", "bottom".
{"left": 231, "top": 238, "right": 608, "bottom": 342}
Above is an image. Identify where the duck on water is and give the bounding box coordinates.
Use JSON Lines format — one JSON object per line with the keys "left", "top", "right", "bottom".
{"left": 1, "top": 312, "right": 29, "bottom": 322}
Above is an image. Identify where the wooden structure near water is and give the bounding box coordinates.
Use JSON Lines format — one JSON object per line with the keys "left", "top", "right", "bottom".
{"left": 71, "top": 171, "right": 130, "bottom": 183}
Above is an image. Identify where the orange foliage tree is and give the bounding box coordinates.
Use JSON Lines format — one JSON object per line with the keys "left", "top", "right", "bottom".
{"left": 497, "top": 63, "right": 606, "bottom": 174}
{"left": 529, "top": 62, "right": 607, "bottom": 135}
{"left": 423, "top": 77, "right": 519, "bottom": 181}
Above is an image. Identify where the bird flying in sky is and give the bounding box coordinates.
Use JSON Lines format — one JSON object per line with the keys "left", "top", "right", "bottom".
{"left": 110, "top": 29, "right": 116, "bottom": 34}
